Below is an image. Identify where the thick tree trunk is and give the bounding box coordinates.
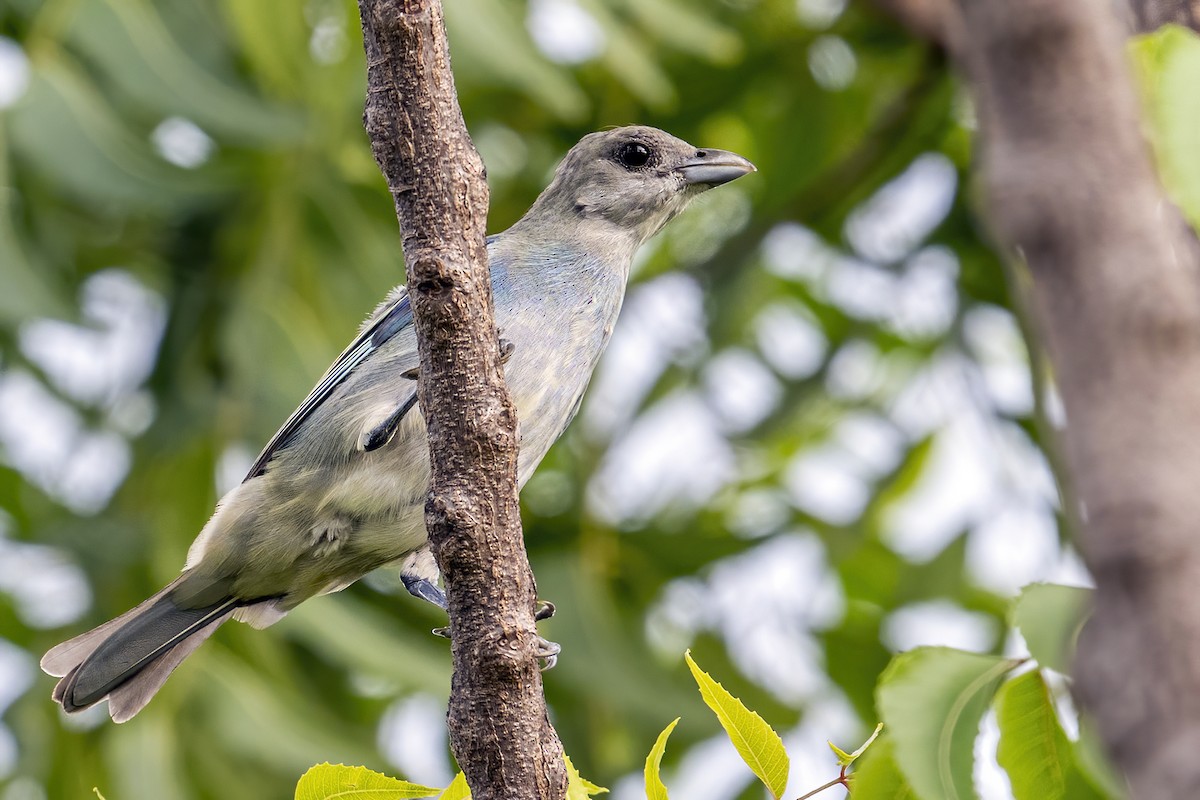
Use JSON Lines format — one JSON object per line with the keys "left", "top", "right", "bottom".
{"left": 870, "top": 0, "right": 1200, "bottom": 55}
{"left": 354, "top": 2, "right": 567, "bottom": 799}
{"left": 950, "top": 0, "right": 1200, "bottom": 796}
{"left": 873, "top": 0, "right": 1200, "bottom": 794}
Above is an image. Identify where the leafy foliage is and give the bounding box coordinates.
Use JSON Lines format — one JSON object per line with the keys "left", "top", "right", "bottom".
{"left": 0, "top": 0, "right": 1131, "bottom": 797}
{"left": 851, "top": 738, "right": 918, "bottom": 800}
{"left": 295, "top": 764, "right": 441, "bottom": 800}
{"left": 437, "top": 774, "right": 470, "bottom": 800}
{"left": 685, "top": 649, "right": 790, "bottom": 798}
{"left": 859, "top": 584, "right": 1123, "bottom": 800}
{"left": 995, "top": 671, "right": 1071, "bottom": 800}
{"left": 643, "top": 718, "right": 679, "bottom": 800}
{"left": 564, "top": 755, "right": 609, "bottom": 800}
{"left": 294, "top": 758, "right": 610, "bottom": 800}
{"left": 829, "top": 722, "right": 883, "bottom": 767}
{"left": 1011, "top": 584, "right": 1091, "bottom": 675}
{"left": 878, "top": 648, "right": 1019, "bottom": 800}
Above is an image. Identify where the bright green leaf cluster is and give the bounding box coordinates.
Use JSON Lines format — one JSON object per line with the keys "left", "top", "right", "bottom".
{"left": 878, "top": 648, "right": 1020, "bottom": 800}
{"left": 294, "top": 757, "right": 609, "bottom": 800}
{"left": 854, "top": 583, "right": 1129, "bottom": 800}
{"left": 295, "top": 764, "right": 443, "bottom": 800}
{"left": 295, "top": 594, "right": 1117, "bottom": 800}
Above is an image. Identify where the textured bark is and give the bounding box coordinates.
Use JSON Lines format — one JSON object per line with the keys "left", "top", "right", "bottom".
{"left": 951, "top": 0, "right": 1200, "bottom": 796}
{"left": 874, "top": 0, "right": 1199, "bottom": 46}
{"left": 354, "top": 2, "right": 567, "bottom": 799}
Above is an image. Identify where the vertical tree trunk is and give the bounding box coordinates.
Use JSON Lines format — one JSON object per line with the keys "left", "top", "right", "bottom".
{"left": 951, "top": 0, "right": 1200, "bottom": 796}
{"left": 354, "top": 2, "right": 567, "bottom": 799}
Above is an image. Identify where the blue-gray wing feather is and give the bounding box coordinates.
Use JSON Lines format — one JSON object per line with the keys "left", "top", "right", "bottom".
{"left": 244, "top": 291, "right": 415, "bottom": 480}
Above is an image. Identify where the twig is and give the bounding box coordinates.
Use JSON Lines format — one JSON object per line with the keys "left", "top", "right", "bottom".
{"left": 354, "top": 2, "right": 567, "bottom": 799}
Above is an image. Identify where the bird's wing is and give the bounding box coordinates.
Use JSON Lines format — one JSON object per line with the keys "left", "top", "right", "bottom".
{"left": 243, "top": 288, "right": 415, "bottom": 480}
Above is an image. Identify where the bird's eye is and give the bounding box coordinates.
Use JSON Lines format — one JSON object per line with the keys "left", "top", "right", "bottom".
{"left": 616, "top": 142, "right": 652, "bottom": 169}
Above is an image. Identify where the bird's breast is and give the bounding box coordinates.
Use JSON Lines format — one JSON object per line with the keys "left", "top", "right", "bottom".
{"left": 496, "top": 281, "right": 624, "bottom": 483}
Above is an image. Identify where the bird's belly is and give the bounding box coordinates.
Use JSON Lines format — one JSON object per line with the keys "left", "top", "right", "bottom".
{"left": 205, "top": 294, "right": 616, "bottom": 602}
{"left": 505, "top": 345, "right": 603, "bottom": 483}
{"left": 305, "top": 419, "right": 433, "bottom": 557}
{"left": 199, "top": 417, "right": 431, "bottom": 601}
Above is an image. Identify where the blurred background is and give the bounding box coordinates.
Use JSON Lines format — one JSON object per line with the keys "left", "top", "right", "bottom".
{"left": 0, "top": 0, "right": 1086, "bottom": 798}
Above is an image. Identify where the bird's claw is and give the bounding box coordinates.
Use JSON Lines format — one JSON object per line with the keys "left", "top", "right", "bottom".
{"left": 536, "top": 636, "right": 561, "bottom": 671}
{"left": 499, "top": 338, "right": 515, "bottom": 364}
{"left": 432, "top": 612, "right": 560, "bottom": 669}
{"left": 534, "top": 598, "right": 560, "bottom": 668}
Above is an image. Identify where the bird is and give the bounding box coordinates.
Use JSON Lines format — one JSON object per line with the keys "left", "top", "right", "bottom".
{"left": 41, "top": 125, "right": 756, "bottom": 722}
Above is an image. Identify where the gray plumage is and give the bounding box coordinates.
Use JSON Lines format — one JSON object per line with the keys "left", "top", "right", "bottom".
{"left": 41, "top": 126, "right": 755, "bottom": 721}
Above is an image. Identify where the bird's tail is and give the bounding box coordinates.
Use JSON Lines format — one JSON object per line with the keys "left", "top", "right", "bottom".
{"left": 41, "top": 577, "right": 238, "bottom": 722}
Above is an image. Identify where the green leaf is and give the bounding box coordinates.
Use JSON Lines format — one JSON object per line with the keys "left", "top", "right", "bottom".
{"left": 443, "top": 0, "right": 588, "bottom": 121}
{"left": 829, "top": 742, "right": 854, "bottom": 766}
{"left": 851, "top": 738, "right": 919, "bottom": 800}
{"left": 65, "top": 0, "right": 303, "bottom": 143}
{"left": 437, "top": 774, "right": 470, "bottom": 800}
{"left": 1011, "top": 584, "right": 1091, "bottom": 674}
{"left": 645, "top": 718, "right": 680, "bottom": 800}
{"left": 577, "top": 0, "right": 677, "bottom": 108}
{"left": 0, "top": 126, "right": 69, "bottom": 325}
{"left": 830, "top": 722, "right": 885, "bottom": 766}
{"left": 685, "top": 650, "right": 790, "bottom": 799}
{"left": 8, "top": 63, "right": 213, "bottom": 210}
{"left": 564, "top": 755, "right": 609, "bottom": 800}
{"left": 294, "top": 764, "right": 442, "bottom": 800}
{"left": 877, "top": 648, "right": 1020, "bottom": 800}
{"left": 1131, "top": 25, "right": 1200, "bottom": 228}
{"left": 614, "top": 0, "right": 742, "bottom": 63}
{"left": 995, "top": 671, "right": 1069, "bottom": 800}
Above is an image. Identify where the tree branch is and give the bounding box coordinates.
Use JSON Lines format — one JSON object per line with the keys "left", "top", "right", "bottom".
{"left": 354, "top": 2, "right": 567, "bottom": 799}
{"left": 950, "top": 0, "right": 1200, "bottom": 795}
{"left": 871, "top": 0, "right": 1200, "bottom": 46}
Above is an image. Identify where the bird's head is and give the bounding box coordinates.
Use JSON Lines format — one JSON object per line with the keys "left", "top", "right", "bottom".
{"left": 519, "top": 126, "right": 756, "bottom": 250}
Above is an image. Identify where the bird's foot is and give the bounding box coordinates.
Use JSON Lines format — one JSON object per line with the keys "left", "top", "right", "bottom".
{"left": 535, "top": 636, "right": 561, "bottom": 671}
{"left": 499, "top": 337, "right": 515, "bottom": 364}
{"left": 402, "top": 575, "right": 449, "bottom": 611}
{"left": 429, "top": 598, "right": 561, "bottom": 670}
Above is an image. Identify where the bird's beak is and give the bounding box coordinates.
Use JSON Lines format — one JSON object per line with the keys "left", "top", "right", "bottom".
{"left": 675, "top": 149, "right": 757, "bottom": 187}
